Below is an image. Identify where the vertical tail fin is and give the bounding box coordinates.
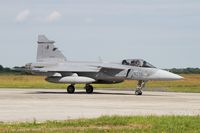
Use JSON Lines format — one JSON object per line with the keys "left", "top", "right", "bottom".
{"left": 37, "top": 35, "right": 66, "bottom": 62}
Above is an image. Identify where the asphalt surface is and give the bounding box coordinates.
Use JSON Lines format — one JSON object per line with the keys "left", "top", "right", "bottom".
{"left": 0, "top": 89, "right": 200, "bottom": 122}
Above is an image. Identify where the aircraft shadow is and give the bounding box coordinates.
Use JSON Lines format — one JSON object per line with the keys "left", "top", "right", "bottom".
{"left": 27, "top": 91, "right": 162, "bottom": 96}
{"left": 28, "top": 91, "right": 133, "bottom": 96}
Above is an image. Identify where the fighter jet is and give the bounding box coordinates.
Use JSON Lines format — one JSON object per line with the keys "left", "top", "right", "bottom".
{"left": 25, "top": 35, "right": 183, "bottom": 95}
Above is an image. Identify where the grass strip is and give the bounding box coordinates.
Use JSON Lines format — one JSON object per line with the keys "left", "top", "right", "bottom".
{"left": 0, "top": 115, "right": 200, "bottom": 133}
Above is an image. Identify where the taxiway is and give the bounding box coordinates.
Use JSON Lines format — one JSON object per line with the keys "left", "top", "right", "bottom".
{"left": 0, "top": 89, "right": 199, "bottom": 122}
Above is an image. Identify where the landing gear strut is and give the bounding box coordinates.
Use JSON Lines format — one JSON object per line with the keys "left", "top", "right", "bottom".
{"left": 85, "top": 84, "right": 94, "bottom": 94}
{"left": 135, "top": 80, "right": 146, "bottom": 95}
{"left": 67, "top": 85, "right": 75, "bottom": 94}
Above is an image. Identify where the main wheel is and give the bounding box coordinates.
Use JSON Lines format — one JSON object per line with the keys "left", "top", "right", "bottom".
{"left": 67, "top": 85, "right": 75, "bottom": 94}
{"left": 85, "top": 85, "right": 93, "bottom": 94}
{"left": 135, "top": 90, "right": 142, "bottom": 95}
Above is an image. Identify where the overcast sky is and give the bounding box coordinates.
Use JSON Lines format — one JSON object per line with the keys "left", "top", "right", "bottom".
{"left": 0, "top": 0, "right": 199, "bottom": 68}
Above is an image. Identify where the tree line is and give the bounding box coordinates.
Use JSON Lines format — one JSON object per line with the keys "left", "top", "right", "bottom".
{"left": 167, "top": 68, "right": 200, "bottom": 74}
{"left": 0, "top": 65, "right": 12, "bottom": 72}
{"left": 0, "top": 65, "right": 200, "bottom": 74}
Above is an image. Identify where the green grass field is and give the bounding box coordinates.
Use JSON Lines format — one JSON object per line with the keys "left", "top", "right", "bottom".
{"left": 0, "top": 74, "right": 200, "bottom": 93}
{"left": 0, "top": 116, "right": 200, "bottom": 133}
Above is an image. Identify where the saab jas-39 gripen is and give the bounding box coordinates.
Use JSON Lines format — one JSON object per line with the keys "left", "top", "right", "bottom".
{"left": 24, "top": 35, "right": 183, "bottom": 95}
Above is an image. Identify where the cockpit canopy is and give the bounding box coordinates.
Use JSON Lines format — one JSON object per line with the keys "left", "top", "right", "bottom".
{"left": 122, "top": 59, "right": 156, "bottom": 68}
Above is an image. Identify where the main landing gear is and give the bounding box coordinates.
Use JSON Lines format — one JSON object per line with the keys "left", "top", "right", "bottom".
{"left": 67, "top": 85, "right": 75, "bottom": 94}
{"left": 66, "top": 84, "right": 94, "bottom": 94}
{"left": 135, "top": 80, "right": 146, "bottom": 95}
{"left": 85, "top": 84, "right": 94, "bottom": 94}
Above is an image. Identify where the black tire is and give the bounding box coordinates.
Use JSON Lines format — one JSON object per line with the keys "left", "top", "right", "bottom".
{"left": 135, "top": 90, "right": 142, "bottom": 95}
{"left": 85, "top": 85, "right": 93, "bottom": 94}
{"left": 67, "top": 85, "right": 75, "bottom": 94}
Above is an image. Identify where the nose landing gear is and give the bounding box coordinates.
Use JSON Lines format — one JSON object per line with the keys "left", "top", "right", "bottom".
{"left": 135, "top": 80, "right": 146, "bottom": 95}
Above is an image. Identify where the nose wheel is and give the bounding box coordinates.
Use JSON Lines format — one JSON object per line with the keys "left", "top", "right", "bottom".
{"left": 135, "top": 89, "right": 142, "bottom": 95}
{"left": 67, "top": 85, "right": 75, "bottom": 93}
{"left": 135, "top": 80, "right": 146, "bottom": 95}
{"left": 85, "top": 84, "right": 94, "bottom": 94}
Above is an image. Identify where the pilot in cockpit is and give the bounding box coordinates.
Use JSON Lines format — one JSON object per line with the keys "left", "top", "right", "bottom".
{"left": 131, "top": 60, "right": 142, "bottom": 67}
{"left": 142, "top": 61, "right": 147, "bottom": 67}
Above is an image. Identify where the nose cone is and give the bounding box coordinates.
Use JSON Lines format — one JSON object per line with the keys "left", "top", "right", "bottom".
{"left": 149, "top": 69, "right": 183, "bottom": 80}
